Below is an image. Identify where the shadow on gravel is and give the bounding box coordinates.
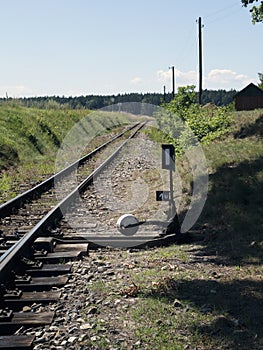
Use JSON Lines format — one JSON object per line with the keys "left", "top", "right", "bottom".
{"left": 145, "top": 278, "right": 263, "bottom": 350}
{"left": 185, "top": 155, "right": 263, "bottom": 266}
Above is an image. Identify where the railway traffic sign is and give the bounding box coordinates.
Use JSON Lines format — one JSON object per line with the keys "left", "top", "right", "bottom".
{"left": 156, "top": 191, "right": 170, "bottom": 201}
{"left": 162, "top": 144, "right": 175, "bottom": 170}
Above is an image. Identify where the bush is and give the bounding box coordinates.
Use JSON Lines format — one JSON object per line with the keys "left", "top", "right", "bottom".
{"left": 155, "top": 86, "right": 233, "bottom": 154}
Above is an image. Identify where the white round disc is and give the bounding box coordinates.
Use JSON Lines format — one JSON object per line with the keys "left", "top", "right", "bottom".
{"left": 116, "top": 214, "right": 139, "bottom": 236}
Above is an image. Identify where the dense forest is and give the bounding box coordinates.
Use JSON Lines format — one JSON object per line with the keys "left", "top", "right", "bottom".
{"left": 0, "top": 89, "right": 237, "bottom": 112}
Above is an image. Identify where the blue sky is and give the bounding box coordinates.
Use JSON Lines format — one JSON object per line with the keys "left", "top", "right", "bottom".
{"left": 0, "top": 0, "right": 262, "bottom": 97}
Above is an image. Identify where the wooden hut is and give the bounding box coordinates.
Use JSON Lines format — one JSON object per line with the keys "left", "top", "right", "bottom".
{"left": 235, "top": 83, "right": 263, "bottom": 111}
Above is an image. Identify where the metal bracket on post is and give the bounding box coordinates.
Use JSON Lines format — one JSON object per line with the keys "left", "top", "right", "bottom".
{"left": 157, "top": 144, "right": 180, "bottom": 235}
{"left": 161, "top": 144, "right": 176, "bottom": 219}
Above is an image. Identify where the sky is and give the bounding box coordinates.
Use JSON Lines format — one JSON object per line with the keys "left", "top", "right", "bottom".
{"left": 0, "top": 0, "right": 262, "bottom": 97}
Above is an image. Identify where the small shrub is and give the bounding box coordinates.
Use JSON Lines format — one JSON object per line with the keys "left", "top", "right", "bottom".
{"left": 155, "top": 86, "right": 233, "bottom": 154}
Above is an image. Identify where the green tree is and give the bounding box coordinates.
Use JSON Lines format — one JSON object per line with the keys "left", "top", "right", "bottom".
{"left": 166, "top": 85, "right": 197, "bottom": 117}
{"left": 242, "top": 0, "right": 263, "bottom": 23}
{"left": 258, "top": 72, "right": 263, "bottom": 89}
{"left": 156, "top": 85, "right": 233, "bottom": 154}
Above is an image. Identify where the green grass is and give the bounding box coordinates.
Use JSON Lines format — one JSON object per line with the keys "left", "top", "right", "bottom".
{"left": 197, "top": 109, "right": 263, "bottom": 261}
{"left": 145, "top": 108, "right": 263, "bottom": 261}
{"left": 93, "top": 241, "right": 263, "bottom": 349}
{"left": 131, "top": 297, "right": 217, "bottom": 350}
{"left": 82, "top": 240, "right": 263, "bottom": 349}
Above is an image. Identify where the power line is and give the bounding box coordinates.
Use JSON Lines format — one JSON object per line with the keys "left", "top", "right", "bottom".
{"left": 204, "top": 3, "right": 242, "bottom": 24}
{"left": 203, "top": 2, "right": 240, "bottom": 20}
{"left": 175, "top": 24, "right": 197, "bottom": 66}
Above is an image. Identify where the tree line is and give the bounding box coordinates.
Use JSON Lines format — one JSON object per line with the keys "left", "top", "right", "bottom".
{"left": 0, "top": 89, "right": 237, "bottom": 111}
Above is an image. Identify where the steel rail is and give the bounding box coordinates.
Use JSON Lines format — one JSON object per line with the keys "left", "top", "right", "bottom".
{"left": 0, "top": 122, "right": 140, "bottom": 219}
{"left": 0, "top": 122, "right": 146, "bottom": 280}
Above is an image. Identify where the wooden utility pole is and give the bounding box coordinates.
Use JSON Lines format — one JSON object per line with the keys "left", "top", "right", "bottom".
{"left": 172, "top": 66, "right": 175, "bottom": 98}
{"left": 198, "top": 17, "right": 203, "bottom": 104}
{"left": 163, "top": 85, "right": 166, "bottom": 101}
{"left": 169, "top": 66, "right": 175, "bottom": 98}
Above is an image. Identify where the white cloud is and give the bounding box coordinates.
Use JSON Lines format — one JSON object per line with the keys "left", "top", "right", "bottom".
{"left": 205, "top": 69, "right": 257, "bottom": 89}
{"left": 177, "top": 70, "right": 197, "bottom": 86}
{"left": 130, "top": 77, "right": 142, "bottom": 85}
{"left": 157, "top": 69, "right": 196, "bottom": 86}
{"left": 156, "top": 70, "right": 171, "bottom": 84}
{"left": 156, "top": 68, "right": 257, "bottom": 91}
{"left": 0, "top": 85, "right": 35, "bottom": 98}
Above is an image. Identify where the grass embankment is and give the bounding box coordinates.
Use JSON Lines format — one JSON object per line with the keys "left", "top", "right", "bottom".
{"left": 0, "top": 102, "right": 136, "bottom": 202}
{"left": 83, "top": 109, "right": 263, "bottom": 350}
{"left": 200, "top": 109, "right": 263, "bottom": 261}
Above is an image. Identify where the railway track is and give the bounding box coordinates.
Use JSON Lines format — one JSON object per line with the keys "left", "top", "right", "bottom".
{"left": 0, "top": 122, "right": 140, "bottom": 220}
{"left": 0, "top": 123, "right": 141, "bottom": 258}
{"left": 0, "top": 121, "right": 178, "bottom": 349}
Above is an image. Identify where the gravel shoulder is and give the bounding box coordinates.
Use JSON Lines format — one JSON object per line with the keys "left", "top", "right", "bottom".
{"left": 14, "top": 130, "right": 263, "bottom": 350}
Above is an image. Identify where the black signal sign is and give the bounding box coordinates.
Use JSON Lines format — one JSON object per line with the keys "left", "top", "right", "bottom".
{"left": 162, "top": 144, "right": 175, "bottom": 170}
{"left": 156, "top": 191, "right": 170, "bottom": 201}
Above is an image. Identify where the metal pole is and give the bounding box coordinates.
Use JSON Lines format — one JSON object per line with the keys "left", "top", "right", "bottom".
{"left": 172, "top": 66, "right": 175, "bottom": 98}
{"left": 169, "top": 66, "right": 175, "bottom": 98}
{"left": 169, "top": 167, "right": 176, "bottom": 218}
{"left": 171, "top": 66, "right": 175, "bottom": 98}
{"left": 168, "top": 166, "right": 181, "bottom": 235}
